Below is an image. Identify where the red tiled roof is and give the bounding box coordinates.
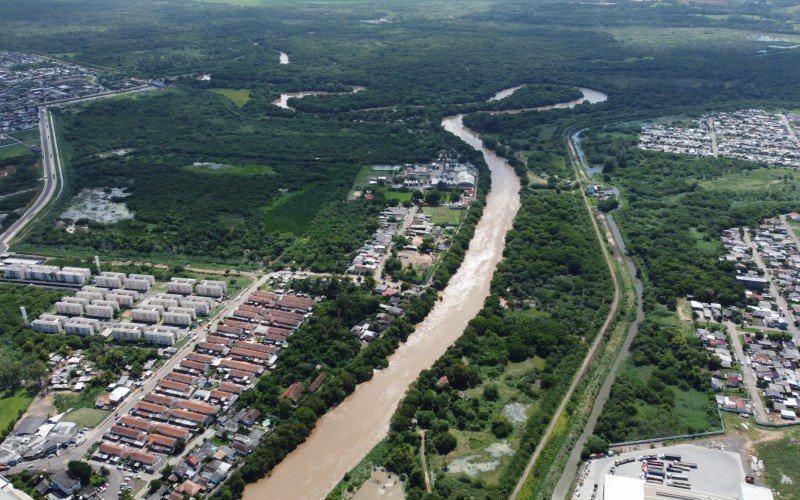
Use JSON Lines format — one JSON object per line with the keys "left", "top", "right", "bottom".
{"left": 99, "top": 442, "right": 125, "bottom": 457}
{"left": 230, "top": 347, "right": 272, "bottom": 360}
{"left": 206, "top": 335, "right": 232, "bottom": 347}
{"left": 171, "top": 409, "right": 208, "bottom": 423}
{"left": 118, "top": 416, "right": 152, "bottom": 431}
{"left": 219, "top": 382, "right": 244, "bottom": 394}
{"left": 165, "top": 372, "right": 196, "bottom": 385}
{"left": 281, "top": 381, "right": 304, "bottom": 403}
{"left": 143, "top": 393, "right": 177, "bottom": 407}
{"left": 110, "top": 425, "right": 145, "bottom": 440}
{"left": 135, "top": 401, "right": 168, "bottom": 414}
{"left": 128, "top": 450, "right": 157, "bottom": 464}
{"left": 220, "top": 359, "right": 262, "bottom": 374}
{"left": 147, "top": 434, "right": 177, "bottom": 448}
{"left": 187, "top": 353, "right": 214, "bottom": 364}
{"left": 198, "top": 342, "right": 225, "bottom": 352}
{"left": 236, "top": 341, "right": 275, "bottom": 353}
{"left": 154, "top": 423, "right": 190, "bottom": 439}
{"left": 181, "top": 401, "right": 219, "bottom": 416}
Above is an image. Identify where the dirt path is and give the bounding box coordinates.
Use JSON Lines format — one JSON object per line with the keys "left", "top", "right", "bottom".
{"left": 419, "top": 430, "right": 432, "bottom": 494}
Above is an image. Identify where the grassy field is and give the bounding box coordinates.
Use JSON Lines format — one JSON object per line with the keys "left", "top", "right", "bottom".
{"left": 54, "top": 386, "right": 104, "bottom": 413}
{"left": 0, "top": 143, "right": 32, "bottom": 160}
{"left": 63, "top": 408, "right": 109, "bottom": 428}
{"left": 422, "top": 206, "right": 463, "bottom": 225}
{"left": 209, "top": 88, "right": 252, "bottom": 108}
{"left": 9, "top": 129, "right": 40, "bottom": 142}
{"left": 0, "top": 389, "right": 34, "bottom": 431}
{"left": 758, "top": 427, "right": 800, "bottom": 498}
{"left": 384, "top": 190, "right": 412, "bottom": 202}
{"left": 182, "top": 163, "right": 275, "bottom": 176}
{"left": 700, "top": 167, "right": 800, "bottom": 193}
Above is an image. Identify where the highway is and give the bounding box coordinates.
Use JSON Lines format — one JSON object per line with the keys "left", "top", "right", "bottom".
{"left": 0, "top": 85, "right": 153, "bottom": 255}
{"left": 0, "top": 108, "right": 59, "bottom": 254}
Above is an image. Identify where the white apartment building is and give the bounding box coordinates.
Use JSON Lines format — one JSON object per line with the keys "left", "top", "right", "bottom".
{"left": 167, "top": 278, "right": 196, "bottom": 295}
{"left": 196, "top": 280, "right": 227, "bottom": 298}
{"left": 55, "top": 301, "right": 84, "bottom": 316}
{"left": 144, "top": 326, "right": 179, "bottom": 346}
{"left": 111, "top": 324, "right": 144, "bottom": 342}
{"left": 85, "top": 304, "right": 115, "bottom": 319}
{"left": 132, "top": 307, "right": 161, "bottom": 323}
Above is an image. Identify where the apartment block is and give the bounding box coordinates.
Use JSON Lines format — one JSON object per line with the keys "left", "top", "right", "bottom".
{"left": 180, "top": 298, "right": 211, "bottom": 315}
{"left": 57, "top": 267, "right": 91, "bottom": 285}
{"left": 111, "top": 324, "right": 145, "bottom": 342}
{"left": 163, "top": 310, "right": 193, "bottom": 327}
{"left": 196, "top": 280, "right": 227, "bottom": 298}
{"left": 91, "top": 299, "right": 120, "bottom": 312}
{"left": 64, "top": 317, "right": 100, "bottom": 336}
{"left": 132, "top": 307, "right": 161, "bottom": 324}
{"left": 32, "top": 314, "right": 64, "bottom": 333}
{"left": 167, "top": 278, "right": 196, "bottom": 295}
{"left": 25, "top": 264, "right": 60, "bottom": 281}
{"left": 106, "top": 293, "right": 135, "bottom": 308}
{"left": 124, "top": 277, "right": 152, "bottom": 292}
{"left": 144, "top": 326, "right": 179, "bottom": 346}
{"left": 85, "top": 303, "right": 115, "bottom": 319}
{"left": 76, "top": 290, "right": 105, "bottom": 301}
{"left": 55, "top": 301, "right": 84, "bottom": 316}
{"left": 96, "top": 274, "right": 124, "bottom": 289}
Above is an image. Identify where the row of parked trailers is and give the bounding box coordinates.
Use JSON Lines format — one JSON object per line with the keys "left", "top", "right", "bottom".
{"left": 635, "top": 454, "right": 698, "bottom": 489}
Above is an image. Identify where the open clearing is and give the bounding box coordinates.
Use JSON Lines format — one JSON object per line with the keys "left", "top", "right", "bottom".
{"left": 0, "top": 143, "right": 32, "bottom": 160}
{"left": 700, "top": 167, "right": 800, "bottom": 193}
{"left": 758, "top": 427, "right": 800, "bottom": 498}
{"left": 183, "top": 162, "right": 275, "bottom": 176}
{"left": 210, "top": 88, "right": 252, "bottom": 107}
{"left": 422, "top": 206, "right": 463, "bottom": 225}
{"left": 61, "top": 187, "right": 133, "bottom": 223}
{"left": 63, "top": 407, "right": 109, "bottom": 428}
{"left": 0, "top": 389, "right": 34, "bottom": 430}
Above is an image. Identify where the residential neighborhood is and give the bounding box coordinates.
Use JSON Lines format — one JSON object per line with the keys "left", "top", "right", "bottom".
{"left": 0, "top": 51, "right": 139, "bottom": 135}
{"left": 639, "top": 109, "right": 800, "bottom": 167}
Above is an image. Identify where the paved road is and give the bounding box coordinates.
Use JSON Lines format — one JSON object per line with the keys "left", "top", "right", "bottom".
{"left": 743, "top": 230, "right": 800, "bottom": 343}
{"left": 0, "top": 109, "right": 58, "bottom": 254}
{"left": 0, "top": 85, "right": 154, "bottom": 255}
{"left": 7, "top": 273, "right": 270, "bottom": 495}
{"left": 509, "top": 131, "right": 623, "bottom": 500}
{"left": 725, "top": 321, "right": 768, "bottom": 422}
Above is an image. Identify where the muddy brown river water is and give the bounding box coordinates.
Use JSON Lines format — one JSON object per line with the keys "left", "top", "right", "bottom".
{"left": 244, "top": 87, "right": 607, "bottom": 500}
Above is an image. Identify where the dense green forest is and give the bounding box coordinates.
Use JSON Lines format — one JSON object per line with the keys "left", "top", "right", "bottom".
{"left": 579, "top": 125, "right": 800, "bottom": 442}
{"left": 331, "top": 190, "right": 612, "bottom": 499}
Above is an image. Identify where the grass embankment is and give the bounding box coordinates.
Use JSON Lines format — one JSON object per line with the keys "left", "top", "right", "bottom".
{"left": 0, "top": 389, "right": 35, "bottom": 431}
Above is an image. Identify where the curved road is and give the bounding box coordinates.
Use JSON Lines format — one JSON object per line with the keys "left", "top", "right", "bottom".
{"left": 0, "top": 85, "right": 153, "bottom": 255}
{"left": 0, "top": 108, "right": 59, "bottom": 254}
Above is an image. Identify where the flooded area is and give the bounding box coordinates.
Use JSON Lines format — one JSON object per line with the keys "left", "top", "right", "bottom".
{"left": 279, "top": 51, "right": 290, "bottom": 64}
{"left": 272, "top": 86, "right": 366, "bottom": 110}
{"left": 60, "top": 187, "right": 133, "bottom": 223}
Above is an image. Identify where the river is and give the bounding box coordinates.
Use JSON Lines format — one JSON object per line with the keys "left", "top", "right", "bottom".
{"left": 244, "top": 87, "right": 606, "bottom": 500}
{"left": 272, "top": 86, "right": 366, "bottom": 110}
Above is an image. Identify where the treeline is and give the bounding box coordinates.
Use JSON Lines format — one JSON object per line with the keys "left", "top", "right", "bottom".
{"left": 354, "top": 191, "right": 612, "bottom": 499}
{"left": 212, "top": 278, "right": 438, "bottom": 499}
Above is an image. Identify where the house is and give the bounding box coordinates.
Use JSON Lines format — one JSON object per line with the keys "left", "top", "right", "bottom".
{"left": 281, "top": 381, "right": 304, "bottom": 403}
{"left": 50, "top": 470, "right": 81, "bottom": 496}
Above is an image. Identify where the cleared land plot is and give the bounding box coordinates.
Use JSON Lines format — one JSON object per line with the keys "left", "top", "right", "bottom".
{"left": 384, "top": 190, "right": 412, "bottom": 202}
{"left": 63, "top": 407, "right": 109, "bottom": 428}
{"left": 700, "top": 167, "right": 800, "bottom": 193}
{"left": 0, "top": 389, "right": 34, "bottom": 430}
{"left": 422, "top": 206, "right": 463, "bottom": 225}
{"left": 210, "top": 88, "right": 251, "bottom": 107}
{"left": 183, "top": 163, "right": 275, "bottom": 176}
{"left": 0, "top": 143, "right": 32, "bottom": 160}
{"left": 758, "top": 427, "right": 800, "bottom": 498}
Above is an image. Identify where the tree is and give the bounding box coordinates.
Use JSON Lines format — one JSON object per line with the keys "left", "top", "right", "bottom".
{"left": 483, "top": 384, "right": 500, "bottom": 401}
{"left": 68, "top": 460, "right": 93, "bottom": 486}
{"left": 581, "top": 435, "right": 609, "bottom": 460}
{"left": 432, "top": 432, "right": 457, "bottom": 455}
{"left": 175, "top": 437, "right": 186, "bottom": 453}
{"left": 491, "top": 415, "right": 513, "bottom": 438}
